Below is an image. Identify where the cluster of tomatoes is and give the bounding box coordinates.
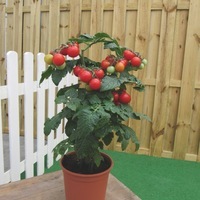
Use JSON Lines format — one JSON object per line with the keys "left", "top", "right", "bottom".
{"left": 73, "top": 66, "right": 103, "bottom": 91}
{"left": 44, "top": 42, "right": 80, "bottom": 69}
{"left": 101, "top": 49, "right": 147, "bottom": 74}
{"left": 44, "top": 44, "right": 147, "bottom": 105}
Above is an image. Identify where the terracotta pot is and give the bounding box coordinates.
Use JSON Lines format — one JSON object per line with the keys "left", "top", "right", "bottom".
{"left": 60, "top": 152, "right": 113, "bottom": 200}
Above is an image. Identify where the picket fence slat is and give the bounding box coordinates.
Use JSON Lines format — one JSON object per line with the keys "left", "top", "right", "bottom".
{"left": 7, "top": 51, "right": 21, "bottom": 182}
{"left": 0, "top": 51, "right": 77, "bottom": 185}
{"left": 24, "top": 52, "right": 34, "bottom": 178}
{"left": 36, "top": 53, "right": 46, "bottom": 176}
{"left": 0, "top": 103, "right": 4, "bottom": 184}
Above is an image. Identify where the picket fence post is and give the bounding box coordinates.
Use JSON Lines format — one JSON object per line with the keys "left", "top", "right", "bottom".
{"left": 7, "top": 51, "right": 21, "bottom": 182}
{"left": 0, "top": 99, "right": 4, "bottom": 184}
{"left": 24, "top": 52, "right": 34, "bottom": 178}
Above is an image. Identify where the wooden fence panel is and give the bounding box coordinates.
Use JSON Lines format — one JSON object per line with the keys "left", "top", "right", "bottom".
{"left": 0, "top": 0, "right": 200, "bottom": 162}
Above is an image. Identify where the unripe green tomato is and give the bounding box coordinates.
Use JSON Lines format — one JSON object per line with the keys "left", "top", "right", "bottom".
{"left": 56, "top": 62, "right": 66, "bottom": 70}
{"left": 138, "top": 63, "right": 145, "bottom": 70}
{"left": 107, "top": 66, "right": 115, "bottom": 74}
{"left": 142, "top": 58, "right": 148, "bottom": 65}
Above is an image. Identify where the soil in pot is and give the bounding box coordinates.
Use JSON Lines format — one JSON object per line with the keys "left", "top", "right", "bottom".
{"left": 61, "top": 152, "right": 111, "bottom": 174}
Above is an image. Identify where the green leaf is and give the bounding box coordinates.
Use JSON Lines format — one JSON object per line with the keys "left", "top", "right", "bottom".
{"left": 39, "top": 66, "right": 54, "bottom": 85}
{"left": 44, "top": 114, "right": 62, "bottom": 136}
{"left": 76, "top": 109, "right": 99, "bottom": 136}
{"left": 44, "top": 107, "right": 73, "bottom": 136}
{"left": 104, "top": 42, "right": 119, "bottom": 50}
{"left": 88, "top": 94, "right": 101, "bottom": 104}
{"left": 121, "top": 139, "right": 129, "bottom": 151}
{"left": 53, "top": 138, "right": 72, "bottom": 159}
{"left": 132, "top": 112, "right": 152, "bottom": 122}
{"left": 52, "top": 68, "right": 68, "bottom": 86}
{"left": 94, "top": 32, "right": 112, "bottom": 39}
{"left": 102, "top": 132, "right": 114, "bottom": 146}
{"left": 55, "top": 87, "right": 81, "bottom": 111}
{"left": 57, "top": 84, "right": 79, "bottom": 97}
{"left": 120, "top": 124, "right": 140, "bottom": 151}
{"left": 100, "top": 76, "right": 121, "bottom": 91}
{"left": 93, "top": 152, "right": 103, "bottom": 167}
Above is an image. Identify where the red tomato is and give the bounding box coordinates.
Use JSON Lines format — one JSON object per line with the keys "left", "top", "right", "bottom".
{"left": 119, "top": 92, "right": 131, "bottom": 104}
{"left": 131, "top": 57, "right": 141, "bottom": 67}
{"left": 105, "top": 55, "right": 116, "bottom": 65}
{"left": 79, "top": 70, "right": 92, "bottom": 83}
{"left": 60, "top": 47, "right": 68, "bottom": 55}
{"left": 123, "top": 50, "right": 135, "bottom": 60}
{"left": 120, "top": 58, "right": 128, "bottom": 67}
{"left": 67, "top": 45, "right": 80, "bottom": 57}
{"left": 94, "top": 69, "right": 105, "bottom": 79}
{"left": 73, "top": 65, "right": 82, "bottom": 77}
{"left": 52, "top": 53, "right": 65, "bottom": 66}
{"left": 89, "top": 78, "right": 101, "bottom": 90}
{"left": 112, "top": 91, "right": 119, "bottom": 102}
{"left": 101, "top": 59, "right": 110, "bottom": 70}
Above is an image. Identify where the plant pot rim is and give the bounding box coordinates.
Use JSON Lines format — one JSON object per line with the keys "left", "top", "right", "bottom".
{"left": 60, "top": 151, "right": 113, "bottom": 178}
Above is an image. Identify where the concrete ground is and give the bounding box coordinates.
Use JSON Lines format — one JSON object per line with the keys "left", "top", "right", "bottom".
{"left": 3, "top": 134, "right": 37, "bottom": 171}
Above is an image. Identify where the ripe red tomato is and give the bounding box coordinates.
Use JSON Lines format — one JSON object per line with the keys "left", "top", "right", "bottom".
{"left": 123, "top": 50, "right": 135, "bottom": 60}
{"left": 101, "top": 59, "right": 110, "bottom": 70}
{"left": 94, "top": 69, "right": 105, "bottom": 79}
{"left": 112, "top": 91, "right": 119, "bottom": 102}
{"left": 105, "top": 55, "right": 116, "bottom": 65}
{"left": 119, "top": 92, "right": 131, "bottom": 104}
{"left": 131, "top": 57, "right": 141, "bottom": 67}
{"left": 73, "top": 65, "right": 82, "bottom": 76}
{"left": 89, "top": 78, "right": 101, "bottom": 90}
{"left": 67, "top": 45, "right": 80, "bottom": 57}
{"left": 115, "top": 62, "right": 125, "bottom": 72}
{"left": 120, "top": 58, "right": 128, "bottom": 67}
{"left": 60, "top": 47, "right": 68, "bottom": 55}
{"left": 52, "top": 53, "right": 65, "bottom": 66}
{"left": 79, "top": 70, "right": 92, "bottom": 83}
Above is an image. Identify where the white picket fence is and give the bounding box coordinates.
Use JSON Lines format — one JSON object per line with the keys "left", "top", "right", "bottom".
{"left": 0, "top": 51, "right": 77, "bottom": 185}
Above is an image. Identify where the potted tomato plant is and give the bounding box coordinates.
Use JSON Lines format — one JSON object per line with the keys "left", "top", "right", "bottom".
{"left": 40, "top": 32, "right": 150, "bottom": 200}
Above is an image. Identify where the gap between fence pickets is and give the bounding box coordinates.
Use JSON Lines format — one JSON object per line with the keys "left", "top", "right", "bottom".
{"left": 0, "top": 51, "right": 78, "bottom": 185}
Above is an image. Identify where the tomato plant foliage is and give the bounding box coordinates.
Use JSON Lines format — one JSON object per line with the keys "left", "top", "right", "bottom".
{"left": 40, "top": 32, "right": 150, "bottom": 171}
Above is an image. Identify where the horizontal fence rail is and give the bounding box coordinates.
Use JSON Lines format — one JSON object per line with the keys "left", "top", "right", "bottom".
{"left": 0, "top": 0, "right": 200, "bottom": 163}
{"left": 0, "top": 51, "right": 77, "bottom": 185}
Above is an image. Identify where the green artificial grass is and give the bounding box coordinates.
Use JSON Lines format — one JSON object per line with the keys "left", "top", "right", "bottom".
{"left": 44, "top": 150, "right": 200, "bottom": 200}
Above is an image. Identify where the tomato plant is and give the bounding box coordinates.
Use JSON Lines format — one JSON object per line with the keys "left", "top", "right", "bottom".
{"left": 40, "top": 32, "right": 150, "bottom": 172}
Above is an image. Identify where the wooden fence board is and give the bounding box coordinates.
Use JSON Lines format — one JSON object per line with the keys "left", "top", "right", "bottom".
{"left": 173, "top": 0, "right": 200, "bottom": 160}
{"left": 150, "top": 0, "right": 178, "bottom": 156}
{"left": 129, "top": 0, "right": 151, "bottom": 152}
